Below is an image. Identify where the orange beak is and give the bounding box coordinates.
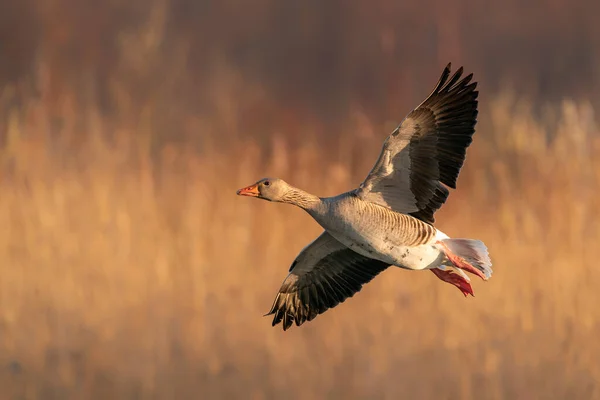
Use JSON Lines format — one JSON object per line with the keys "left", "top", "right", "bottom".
{"left": 236, "top": 184, "right": 260, "bottom": 197}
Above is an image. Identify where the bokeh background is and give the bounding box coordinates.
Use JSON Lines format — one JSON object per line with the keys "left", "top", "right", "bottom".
{"left": 1, "top": 1, "right": 600, "bottom": 399}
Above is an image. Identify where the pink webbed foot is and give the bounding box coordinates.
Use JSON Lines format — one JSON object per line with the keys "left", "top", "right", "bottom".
{"left": 431, "top": 268, "right": 474, "bottom": 297}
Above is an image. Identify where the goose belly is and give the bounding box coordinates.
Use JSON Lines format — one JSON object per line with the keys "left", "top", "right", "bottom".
{"left": 325, "top": 226, "right": 447, "bottom": 270}
{"left": 313, "top": 196, "right": 448, "bottom": 270}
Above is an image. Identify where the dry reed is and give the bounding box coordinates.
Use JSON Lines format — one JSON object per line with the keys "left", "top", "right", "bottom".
{"left": 0, "top": 78, "right": 599, "bottom": 399}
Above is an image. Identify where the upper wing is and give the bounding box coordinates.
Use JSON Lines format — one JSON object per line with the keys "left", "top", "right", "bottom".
{"left": 355, "top": 63, "right": 478, "bottom": 224}
{"left": 266, "top": 231, "right": 390, "bottom": 331}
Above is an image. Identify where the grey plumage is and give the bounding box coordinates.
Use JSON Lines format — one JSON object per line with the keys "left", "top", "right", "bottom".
{"left": 266, "top": 196, "right": 439, "bottom": 330}
{"left": 237, "top": 63, "right": 491, "bottom": 331}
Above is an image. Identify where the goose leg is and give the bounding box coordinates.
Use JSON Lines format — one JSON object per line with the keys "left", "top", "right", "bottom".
{"left": 431, "top": 268, "right": 474, "bottom": 297}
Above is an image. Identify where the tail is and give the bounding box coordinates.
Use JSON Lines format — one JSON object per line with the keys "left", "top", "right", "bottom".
{"left": 439, "top": 238, "right": 492, "bottom": 280}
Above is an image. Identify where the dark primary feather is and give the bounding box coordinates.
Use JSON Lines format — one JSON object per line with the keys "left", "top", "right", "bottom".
{"left": 266, "top": 232, "right": 389, "bottom": 331}
{"left": 356, "top": 63, "right": 479, "bottom": 224}
{"left": 406, "top": 65, "right": 478, "bottom": 223}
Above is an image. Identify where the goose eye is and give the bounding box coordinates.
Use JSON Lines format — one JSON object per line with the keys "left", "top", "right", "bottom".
{"left": 263, "top": 180, "right": 270, "bottom": 187}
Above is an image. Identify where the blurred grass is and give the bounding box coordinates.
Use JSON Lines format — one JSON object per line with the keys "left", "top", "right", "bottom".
{"left": 0, "top": 76, "right": 599, "bottom": 399}
{"left": 1, "top": 1, "right": 600, "bottom": 398}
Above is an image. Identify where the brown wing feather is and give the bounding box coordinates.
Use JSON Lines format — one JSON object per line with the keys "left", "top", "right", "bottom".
{"left": 356, "top": 63, "right": 478, "bottom": 224}
{"left": 266, "top": 231, "right": 389, "bottom": 331}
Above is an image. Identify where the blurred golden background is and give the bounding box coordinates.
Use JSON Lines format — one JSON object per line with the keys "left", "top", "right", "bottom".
{"left": 1, "top": 1, "right": 599, "bottom": 399}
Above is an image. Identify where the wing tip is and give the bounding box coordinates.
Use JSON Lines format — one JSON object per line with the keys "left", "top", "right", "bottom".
{"left": 266, "top": 308, "right": 307, "bottom": 331}
{"left": 437, "top": 62, "right": 478, "bottom": 95}
{"left": 434, "top": 63, "right": 453, "bottom": 93}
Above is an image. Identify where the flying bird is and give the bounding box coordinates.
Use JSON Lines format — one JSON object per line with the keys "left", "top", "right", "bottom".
{"left": 237, "top": 63, "right": 492, "bottom": 331}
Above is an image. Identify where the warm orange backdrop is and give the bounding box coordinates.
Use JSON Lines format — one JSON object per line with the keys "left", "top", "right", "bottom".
{"left": 1, "top": 1, "right": 599, "bottom": 399}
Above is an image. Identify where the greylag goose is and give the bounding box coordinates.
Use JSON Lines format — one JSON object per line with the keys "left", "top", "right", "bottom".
{"left": 237, "top": 63, "right": 492, "bottom": 331}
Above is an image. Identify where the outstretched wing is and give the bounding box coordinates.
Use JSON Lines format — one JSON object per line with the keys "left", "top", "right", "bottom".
{"left": 355, "top": 63, "right": 479, "bottom": 224}
{"left": 266, "top": 231, "right": 389, "bottom": 331}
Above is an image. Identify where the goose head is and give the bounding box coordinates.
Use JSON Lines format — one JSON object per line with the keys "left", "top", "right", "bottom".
{"left": 236, "top": 178, "right": 291, "bottom": 202}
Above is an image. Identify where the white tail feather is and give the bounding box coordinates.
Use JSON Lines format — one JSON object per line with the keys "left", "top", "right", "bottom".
{"left": 440, "top": 238, "right": 493, "bottom": 279}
